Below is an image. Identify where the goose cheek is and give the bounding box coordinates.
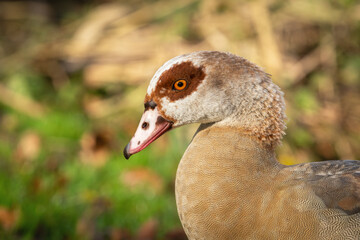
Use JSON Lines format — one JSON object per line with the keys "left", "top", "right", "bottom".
{"left": 124, "top": 108, "right": 172, "bottom": 159}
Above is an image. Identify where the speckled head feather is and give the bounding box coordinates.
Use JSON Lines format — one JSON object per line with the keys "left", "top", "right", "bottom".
{"left": 145, "top": 51, "right": 286, "bottom": 147}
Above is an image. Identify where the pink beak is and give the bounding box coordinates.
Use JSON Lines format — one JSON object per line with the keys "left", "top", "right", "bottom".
{"left": 123, "top": 107, "right": 172, "bottom": 159}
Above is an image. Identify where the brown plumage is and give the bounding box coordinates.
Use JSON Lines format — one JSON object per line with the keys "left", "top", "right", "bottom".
{"left": 124, "top": 51, "right": 360, "bottom": 239}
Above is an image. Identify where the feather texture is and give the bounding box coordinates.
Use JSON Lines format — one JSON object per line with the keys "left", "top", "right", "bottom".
{"left": 125, "top": 51, "right": 360, "bottom": 239}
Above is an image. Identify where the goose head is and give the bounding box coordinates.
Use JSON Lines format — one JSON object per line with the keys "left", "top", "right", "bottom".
{"left": 124, "top": 51, "right": 286, "bottom": 159}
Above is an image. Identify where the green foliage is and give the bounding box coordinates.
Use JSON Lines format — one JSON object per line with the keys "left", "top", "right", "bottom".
{"left": 294, "top": 88, "right": 319, "bottom": 113}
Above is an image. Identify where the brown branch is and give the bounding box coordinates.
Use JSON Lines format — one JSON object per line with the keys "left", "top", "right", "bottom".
{"left": 0, "top": 82, "right": 46, "bottom": 119}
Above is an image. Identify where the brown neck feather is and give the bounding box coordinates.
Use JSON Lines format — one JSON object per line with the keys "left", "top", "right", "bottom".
{"left": 190, "top": 123, "right": 283, "bottom": 171}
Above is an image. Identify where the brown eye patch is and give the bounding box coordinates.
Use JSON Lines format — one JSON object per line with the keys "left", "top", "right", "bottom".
{"left": 151, "top": 61, "right": 206, "bottom": 102}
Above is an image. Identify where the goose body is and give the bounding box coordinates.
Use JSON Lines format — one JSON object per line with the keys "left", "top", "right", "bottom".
{"left": 124, "top": 51, "right": 360, "bottom": 239}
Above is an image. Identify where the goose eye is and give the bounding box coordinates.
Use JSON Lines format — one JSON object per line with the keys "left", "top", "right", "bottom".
{"left": 173, "top": 79, "right": 187, "bottom": 91}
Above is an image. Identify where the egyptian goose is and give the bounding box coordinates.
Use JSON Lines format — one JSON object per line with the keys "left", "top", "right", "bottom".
{"left": 124, "top": 51, "right": 360, "bottom": 239}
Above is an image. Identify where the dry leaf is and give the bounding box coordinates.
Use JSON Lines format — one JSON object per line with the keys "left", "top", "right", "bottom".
{"left": 0, "top": 206, "right": 20, "bottom": 231}
{"left": 136, "top": 219, "right": 158, "bottom": 240}
{"left": 14, "top": 131, "right": 41, "bottom": 163}
{"left": 110, "top": 228, "right": 132, "bottom": 240}
{"left": 79, "top": 129, "right": 113, "bottom": 167}
{"left": 164, "top": 228, "right": 188, "bottom": 240}
{"left": 121, "top": 168, "right": 164, "bottom": 193}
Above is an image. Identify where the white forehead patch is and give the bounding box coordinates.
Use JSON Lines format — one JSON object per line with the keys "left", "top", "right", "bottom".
{"left": 147, "top": 52, "right": 204, "bottom": 95}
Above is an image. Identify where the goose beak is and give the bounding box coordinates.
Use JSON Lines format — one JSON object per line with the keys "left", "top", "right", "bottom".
{"left": 124, "top": 107, "right": 172, "bottom": 159}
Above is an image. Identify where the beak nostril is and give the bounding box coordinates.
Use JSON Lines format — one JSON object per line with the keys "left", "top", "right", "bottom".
{"left": 142, "top": 122, "right": 149, "bottom": 129}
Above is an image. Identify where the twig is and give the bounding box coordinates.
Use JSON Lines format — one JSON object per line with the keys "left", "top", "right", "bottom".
{"left": 250, "top": 1, "right": 283, "bottom": 77}
{"left": 0, "top": 82, "right": 46, "bottom": 119}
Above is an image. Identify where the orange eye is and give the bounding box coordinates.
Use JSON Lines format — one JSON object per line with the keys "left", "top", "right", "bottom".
{"left": 173, "top": 79, "right": 187, "bottom": 91}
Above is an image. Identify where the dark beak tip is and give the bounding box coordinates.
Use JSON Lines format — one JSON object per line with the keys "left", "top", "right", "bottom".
{"left": 123, "top": 143, "right": 131, "bottom": 160}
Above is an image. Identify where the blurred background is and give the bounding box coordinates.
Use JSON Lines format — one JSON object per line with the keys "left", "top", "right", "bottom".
{"left": 0, "top": 0, "right": 359, "bottom": 239}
